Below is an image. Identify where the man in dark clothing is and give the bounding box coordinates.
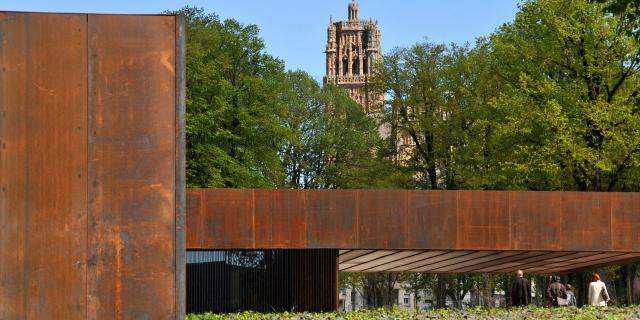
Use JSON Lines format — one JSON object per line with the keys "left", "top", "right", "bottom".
{"left": 511, "top": 270, "right": 531, "bottom": 306}
{"left": 547, "top": 275, "right": 567, "bottom": 307}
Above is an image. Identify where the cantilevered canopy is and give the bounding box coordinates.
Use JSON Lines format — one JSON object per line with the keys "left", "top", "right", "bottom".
{"left": 186, "top": 189, "right": 640, "bottom": 273}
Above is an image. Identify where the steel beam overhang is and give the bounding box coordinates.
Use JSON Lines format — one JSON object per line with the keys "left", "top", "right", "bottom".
{"left": 187, "top": 189, "right": 640, "bottom": 273}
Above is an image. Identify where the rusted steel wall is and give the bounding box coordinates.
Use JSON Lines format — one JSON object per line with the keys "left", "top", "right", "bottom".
{"left": 186, "top": 249, "right": 338, "bottom": 313}
{"left": 186, "top": 189, "right": 640, "bottom": 253}
{"left": 0, "top": 12, "right": 185, "bottom": 320}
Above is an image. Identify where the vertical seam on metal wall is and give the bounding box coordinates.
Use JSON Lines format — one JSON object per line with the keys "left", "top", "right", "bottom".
{"left": 85, "top": 13, "right": 90, "bottom": 320}
{"left": 173, "top": 15, "right": 177, "bottom": 319}
{"left": 355, "top": 190, "right": 359, "bottom": 248}
{"left": 174, "top": 14, "right": 187, "bottom": 320}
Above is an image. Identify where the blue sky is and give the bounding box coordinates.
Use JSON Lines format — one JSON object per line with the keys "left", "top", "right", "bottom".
{"left": 2, "top": 1, "right": 522, "bottom": 80}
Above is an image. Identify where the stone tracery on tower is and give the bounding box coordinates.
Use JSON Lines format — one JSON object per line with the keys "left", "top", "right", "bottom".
{"left": 324, "top": 0, "right": 383, "bottom": 113}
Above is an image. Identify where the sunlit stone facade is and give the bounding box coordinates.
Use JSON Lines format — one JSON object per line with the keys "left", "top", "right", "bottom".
{"left": 324, "top": 0, "right": 383, "bottom": 113}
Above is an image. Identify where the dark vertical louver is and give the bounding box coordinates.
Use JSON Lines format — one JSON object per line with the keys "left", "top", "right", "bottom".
{"left": 186, "top": 249, "right": 338, "bottom": 314}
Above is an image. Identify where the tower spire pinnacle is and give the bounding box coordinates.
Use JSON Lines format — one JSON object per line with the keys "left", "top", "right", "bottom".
{"left": 348, "top": 0, "right": 359, "bottom": 21}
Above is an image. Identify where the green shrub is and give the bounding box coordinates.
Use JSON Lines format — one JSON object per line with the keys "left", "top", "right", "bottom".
{"left": 187, "top": 305, "right": 640, "bottom": 320}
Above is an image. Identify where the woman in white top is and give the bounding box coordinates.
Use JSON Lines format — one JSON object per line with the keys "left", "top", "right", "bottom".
{"left": 588, "top": 272, "right": 610, "bottom": 306}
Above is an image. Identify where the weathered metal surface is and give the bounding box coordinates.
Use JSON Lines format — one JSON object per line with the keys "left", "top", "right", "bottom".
{"left": 457, "top": 191, "right": 510, "bottom": 250}
{"left": 359, "top": 190, "right": 407, "bottom": 248}
{"left": 510, "top": 192, "right": 562, "bottom": 250}
{"left": 0, "top": 12, "right": 28, "bottom": 319}
{"left": 175, "top": 15, "right": 187, "bottom": 319}
{"left": 186, "top": 189, "right": 640, "bottom": 273}
{"left": 306, "top": 190, "right": 358, "bottom": 248}
{"left": 407, "top": 190, "right": 457, "bottom": 249}
{"left": 1, "top": 12, "right": 88, "bottom": 319}
{"left": 88, "top": 14, "right": 178, "bottom": 319}
{"left": 611, "top": 192, "right": 640, "bottom": 251}
{"left": 188, "top": 189, "right": 640, "bottom": 252}
{"left": 561, "top": 192, "right": 611, "bottom": 251}
{"left": 254, "top": 189, "right": 306, "bottom": 248}
{"left": 186, "top": 249, "right": 338, "bottom": 313}
{"left": 1, "top": 12, "right": 184, "bottom": 320}
{"left": 203, "top": 188, "right": 254, "bottom": 248}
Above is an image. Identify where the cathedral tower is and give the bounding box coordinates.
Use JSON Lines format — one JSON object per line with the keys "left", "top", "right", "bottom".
{"left": 324, "top": 0, "right": 382, "bottom": 113}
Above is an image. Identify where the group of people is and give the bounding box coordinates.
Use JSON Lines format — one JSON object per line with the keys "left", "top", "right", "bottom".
{"left": 510, "top": 270, "right": 610, "bottom": 307}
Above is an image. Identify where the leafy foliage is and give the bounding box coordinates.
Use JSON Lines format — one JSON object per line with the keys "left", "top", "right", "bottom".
{"left": 186, "top": 306, "right": 640, "bottom": 320}
{"left": 168, "top": 7, "right": 403, "bottom": 189}
{"left": 173, "top": 1, "right": 640, "bottom": 307}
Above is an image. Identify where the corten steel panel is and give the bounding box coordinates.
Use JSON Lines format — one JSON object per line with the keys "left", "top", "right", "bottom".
{"left": 306, "top": 190, "right": 358, "bottom": 248}
{"left": 561, "top": 192, "right": 611, "bottom": 251}
{"left": 358, "top": 190, "right": 408, "bottom": 248}
{"left": 0, "top": 12, "right": 28, "bottom": 319}
{"left": 175, "top": 15, "right": 186, "bottom": 319}
{"left": 407, "top": 190, "right": 457, "bottom": 249}
{"left": 186, "top": 250, "right": 338, "bottom": 313}
{"left": 1, "top": 12, "right": 185, "bottom": 320}
{"left": 0, "top": 12, "right": 30, "bottom": 319}
{"left": 87, "top": 14, "right": 182, "bottom": 320}
{"left": 611, "top": 193, "right": 640, "bottom": 251}
{"left": 510, "top": 191, "right": 562, "bottom": 250}
{"left": 457, "top": 191, "right": 510, "bottom": 250}
{"left": 201, "top": 189, "right": 254, "bottom": 248}
{"left": 186, "top": 189, "right": 204, "bottom": 248}
{"left": 0, "top": 12, "right": 88, "bottom": 319}
{"left": 187, "top": 189, "right": 640, "bottom": 274}
{"left": 254, "top": 189, "right": 306, "bottom": 248}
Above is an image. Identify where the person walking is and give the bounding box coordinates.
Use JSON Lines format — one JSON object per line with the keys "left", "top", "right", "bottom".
{"left": 588, "top": 272, "right": 610, "bottom": 306}
{"left": 546, "top": 275, "right": 567, "bottom": 307}
{"left": 510, "top": 270, "right": 531, "bottom": 307}
{"left": 565, "top": 284, "right": 577, "bottom": 306}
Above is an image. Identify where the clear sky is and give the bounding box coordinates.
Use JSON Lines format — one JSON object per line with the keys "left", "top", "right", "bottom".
{"left": 1, "top": 1, "right": 522, "bottom": 80}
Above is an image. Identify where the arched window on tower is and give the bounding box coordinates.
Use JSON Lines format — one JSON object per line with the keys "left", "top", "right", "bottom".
{"left": 343, "top": 57, "right": 349, "bottom": 76}
{"left": 352, "top": 57, "right": 359, "bottom": 75}
{"left": 363, "top": 57, "right": 368, "bottom": 75}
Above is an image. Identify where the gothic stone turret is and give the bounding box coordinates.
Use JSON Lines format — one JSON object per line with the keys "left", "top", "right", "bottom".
{"left": 324, "top": 0, "right": 383, "bottom": 113}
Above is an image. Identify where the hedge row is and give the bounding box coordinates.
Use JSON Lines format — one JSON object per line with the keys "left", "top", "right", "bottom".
{"left": 187, "top": 306, "right": 640, "bottom": 320}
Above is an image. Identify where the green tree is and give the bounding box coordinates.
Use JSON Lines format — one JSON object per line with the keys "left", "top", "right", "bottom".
{"left": 487, "top": 0, "right": 640, "bottom": 191}
{"left": 319, "top": 84, "right": 410, "bottom": 189}
{"left": 170, "top": 7, "right": 291, "bottom": 188}
{"left": 280, "top": 70, "right": 325, "bottom": 188}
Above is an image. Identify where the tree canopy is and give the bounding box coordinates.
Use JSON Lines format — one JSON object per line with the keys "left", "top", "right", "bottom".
{"left": 170, "top": 0, "right": 640, "bottom": 307}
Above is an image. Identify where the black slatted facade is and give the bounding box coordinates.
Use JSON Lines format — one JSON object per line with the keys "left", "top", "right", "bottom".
{"left": 186, "top": 249, "right": 338, "bottom": 313}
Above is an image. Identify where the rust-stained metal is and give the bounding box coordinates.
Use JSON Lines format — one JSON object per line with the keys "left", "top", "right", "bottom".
{"left": 175, "top": 14, "right": 187, "bottom": 319}
{"left": 1, "top": 12, "right": 185, "bottom": 320}
{"left": 186, "top": 249, "right": 338, "bottom": 313}
{"left": 187, "top": 189, "right": 640, "bottom": 273}
{"left": 1, "top": 12, "right": 88, "bottom": 319}
{"left": 87, "top": 14, "right": 182, "bottom": 320}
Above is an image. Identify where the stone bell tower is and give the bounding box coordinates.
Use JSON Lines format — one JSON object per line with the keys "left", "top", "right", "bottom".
{"left": 324, "top": 0, "right": 383, "bottom": 113}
